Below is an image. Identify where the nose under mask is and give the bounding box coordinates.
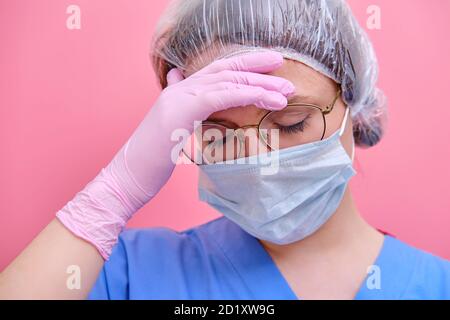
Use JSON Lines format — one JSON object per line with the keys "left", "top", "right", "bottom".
{"left": 198, "top": 107, "right": 356, "bottom": 244}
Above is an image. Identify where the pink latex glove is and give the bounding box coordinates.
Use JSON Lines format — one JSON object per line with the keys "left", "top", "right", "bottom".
{"left": 56, "top": 51, "right": 295, "bottom": 259}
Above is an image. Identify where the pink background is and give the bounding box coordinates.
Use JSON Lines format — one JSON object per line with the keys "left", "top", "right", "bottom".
{"left": 1, "top": 0, "right": 450, "bottom": 271}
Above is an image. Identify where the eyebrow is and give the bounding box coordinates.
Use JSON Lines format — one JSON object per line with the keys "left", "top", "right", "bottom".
{"left": 207, "top": 94, "right": 314, "bottom": 125}
{"left": 287, "top": 94, "right": 313, "bottom": 104}
{"left": 207, "top": 108, "right": 268, "bottom": 127}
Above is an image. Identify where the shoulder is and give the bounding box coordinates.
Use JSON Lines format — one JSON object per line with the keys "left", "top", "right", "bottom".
{"left": 378, "top": 236, "right": 450, "bottom": 299}
{"left": 89, "top": 216, "right": 236, "bottom": 299}
{"left": 116, "top": 216, "right": 230, "bottom": 255}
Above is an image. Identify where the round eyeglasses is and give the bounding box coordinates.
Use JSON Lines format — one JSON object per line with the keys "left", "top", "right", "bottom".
{"left": 183, "top": 89, "right": 342, "bottom": 164}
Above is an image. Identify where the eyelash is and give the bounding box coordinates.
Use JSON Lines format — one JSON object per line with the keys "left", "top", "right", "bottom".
{"left": 278, "top": 114, "right": 311, "bottom": 134}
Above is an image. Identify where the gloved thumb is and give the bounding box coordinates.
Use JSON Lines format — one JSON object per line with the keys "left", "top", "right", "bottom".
{"left": 166, "top": 68, "right": 185, "bottom": 86}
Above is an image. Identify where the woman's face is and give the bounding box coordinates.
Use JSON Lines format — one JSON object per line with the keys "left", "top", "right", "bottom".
{"left": 202, "top": 58, "right": 355, "bottom": 159}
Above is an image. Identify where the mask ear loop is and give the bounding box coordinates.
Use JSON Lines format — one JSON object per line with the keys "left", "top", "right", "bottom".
{"left": 339, "top": 107, "right": 350, "bottom": 137}
{"left": 338, "top": 107, "right": 355, "bottom": 162}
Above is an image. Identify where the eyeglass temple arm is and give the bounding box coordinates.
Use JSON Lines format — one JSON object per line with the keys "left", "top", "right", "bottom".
{"left": 322, "top": 89, "right": 342, "bottom": 115}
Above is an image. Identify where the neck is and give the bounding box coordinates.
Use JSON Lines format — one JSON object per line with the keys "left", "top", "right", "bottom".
{"left": 260, "top": 187, "right": 383, "bottom": 259}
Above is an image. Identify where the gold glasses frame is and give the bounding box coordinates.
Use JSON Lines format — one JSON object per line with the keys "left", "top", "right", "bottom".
{"left": 183, "top": 89, "right": 342, "bottom": 164}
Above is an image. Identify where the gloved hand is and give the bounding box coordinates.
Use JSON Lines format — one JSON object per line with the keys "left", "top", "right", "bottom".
{"left": 56, "top": 51, "right": 296, "bottom": 259}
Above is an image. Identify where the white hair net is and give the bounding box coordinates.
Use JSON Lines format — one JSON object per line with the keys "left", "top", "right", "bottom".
{"left": 151, "top": 0, "right": 387, "bottom": 148}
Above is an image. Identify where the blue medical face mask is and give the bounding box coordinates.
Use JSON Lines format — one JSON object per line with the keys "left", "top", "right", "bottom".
{"left": 198, "top": 107, "right": 356, "bottom": 244}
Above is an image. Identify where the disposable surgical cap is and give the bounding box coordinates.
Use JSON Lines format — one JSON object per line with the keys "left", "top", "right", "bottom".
{"left": 151, "top": 0, "right": 388, "bottom": 147}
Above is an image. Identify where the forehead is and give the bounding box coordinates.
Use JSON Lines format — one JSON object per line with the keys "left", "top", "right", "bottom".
{"left": 204, "top": 59, "right": 339, "bottom": 125}
{"left": 267, "top": 58, "right": 337, "bottom": 94}
{"left": 186, "top": 55, "right": 337, "bottom": 94}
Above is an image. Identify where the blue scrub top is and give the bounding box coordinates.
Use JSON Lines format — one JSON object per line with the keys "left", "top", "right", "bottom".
{"left": 88, "top": 216, "right": 450, "bottom": 300}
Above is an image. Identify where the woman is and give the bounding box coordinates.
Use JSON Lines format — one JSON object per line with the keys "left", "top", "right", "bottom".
{"left": 1, "top": 0, "right": 449, "bottom": 300}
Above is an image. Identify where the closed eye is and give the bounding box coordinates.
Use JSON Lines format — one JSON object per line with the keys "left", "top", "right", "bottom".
{"left": 277, "top": 114, "right": 311, "bottom": 134}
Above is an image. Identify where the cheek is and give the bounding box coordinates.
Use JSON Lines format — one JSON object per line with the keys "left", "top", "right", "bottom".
{"left": 323, "top": 102, "right": 354, "bottom": 158}
{"left": 323, "top": 103, "right": 347, "bottom": 138}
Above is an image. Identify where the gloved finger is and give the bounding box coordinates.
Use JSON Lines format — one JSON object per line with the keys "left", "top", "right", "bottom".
{"left": 202, "top": 83, "right": 288, "bottom": 112}
{"left": 203, "top": 70, "right": 295, "bottom": 97}
{"left": 194, "top": 51, "right": 284, "bottom": 76}
{"left": 167, "top": 68, "right": 185, "bottom": 86}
